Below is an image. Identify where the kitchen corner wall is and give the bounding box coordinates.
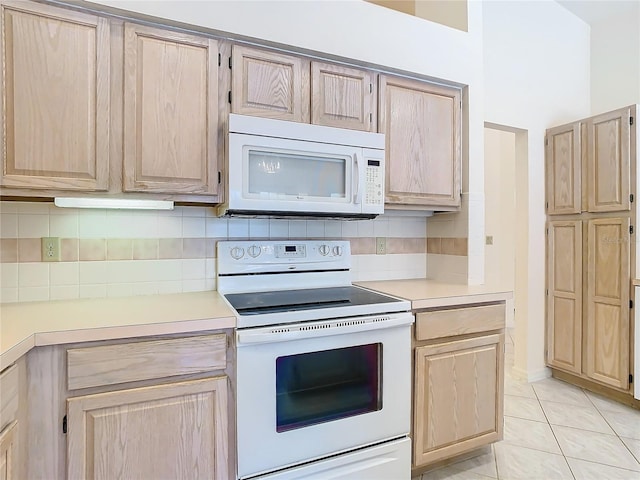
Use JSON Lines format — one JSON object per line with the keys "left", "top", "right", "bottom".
{"left": 0, "top": 201, "right": 427, "bottom": 303}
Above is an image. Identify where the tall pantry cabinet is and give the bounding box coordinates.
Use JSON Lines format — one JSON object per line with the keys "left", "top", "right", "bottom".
{"left": 546, "top": 105, "right": 637, "bottom": 399}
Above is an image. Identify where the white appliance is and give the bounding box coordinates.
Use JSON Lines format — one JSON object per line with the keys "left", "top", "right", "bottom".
{"left": 218, "top": 240, "right": 413, "bottom": 479}
{"left": 222, "top": 114, "right": 385, "bottom": 219}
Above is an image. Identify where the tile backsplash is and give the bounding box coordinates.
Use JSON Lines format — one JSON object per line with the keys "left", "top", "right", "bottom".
{"left": 0, "top": 201, "right": 428, "bottom": 303}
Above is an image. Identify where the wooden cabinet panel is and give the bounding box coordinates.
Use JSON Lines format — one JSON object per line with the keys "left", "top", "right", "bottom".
{"left": 546, "top": 220, "right": 582, "bottom": 374}
{"left": 586, "top": 217, "right": 630, "bottom": 389}
{"left": 67, "top": 334, "right": 227, "bottom": 390}
{"left": 231, "top": 45, "right": 310, "bottom": 122}
{"left": 415, "top": 304, "right": 505, "bottom": 341}
{"left": 0, "top": 0, "right": 109, "bottom": 191}
{"left": 587, "top": 107, "right": 631, "bottom": 213}
{"left": 123, "top": 23, "right": 218, "bottom": 194}
{"left": 413, "top": 334, "right": 503, "bottom": 467}
{"left": 379, "top": 75, "right": 461, "bottom": 208}
{"left": 0, "top": 422, "right": 17, "bottom": 480}
{"left": 67, "top": 376, "right": 229, "bottom": 480}
{"left": 311, "top": 62, "right": 376, "bottom": 131}
{"left": 546, "top": 123, "right": 581, "bottom": 214}
{"left": 0, "top": 366, "right": 18, "bottom": 433}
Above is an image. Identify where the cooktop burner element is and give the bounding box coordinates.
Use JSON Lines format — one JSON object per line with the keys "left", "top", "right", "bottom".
{"left": 225, "top": 285, "right": 403, "bottom": 316}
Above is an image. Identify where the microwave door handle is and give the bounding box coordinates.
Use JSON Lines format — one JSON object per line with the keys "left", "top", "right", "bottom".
{"left": 353, "top": 153, "right": 362, "bottom": 204}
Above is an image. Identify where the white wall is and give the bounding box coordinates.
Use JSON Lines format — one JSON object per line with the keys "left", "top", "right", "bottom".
{"left": 590, "top": 3, "right": 640, "bottom": 114}
{"left": 483, "top": 0, "right": 590, "bottom": 380}
{"left": 484, "top": 128, "right": 515, "bottom": 327}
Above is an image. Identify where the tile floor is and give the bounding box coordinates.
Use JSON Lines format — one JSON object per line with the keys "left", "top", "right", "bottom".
{"left": 412, "top": 329, "right": 640, "bottom": 480}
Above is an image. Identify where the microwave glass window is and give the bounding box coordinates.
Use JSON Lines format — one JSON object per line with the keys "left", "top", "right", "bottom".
{"left": 275, "top": 343, "right": 382, "bottom": 433}
{"left": 248, "top": 150, "right": 347, "bottom": 199}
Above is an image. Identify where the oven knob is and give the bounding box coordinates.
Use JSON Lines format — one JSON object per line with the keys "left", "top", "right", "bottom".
{"left": 247, "top": 245, "right": 261, "bottom": 258}
{"left": 332, "top": 246, "right": 343, "bottom": 256}
{"left": 318, "top": 244, "right": 330, "bottom": 256}
{"left": 230, "top": 247, "right": 244, "bottom": 259}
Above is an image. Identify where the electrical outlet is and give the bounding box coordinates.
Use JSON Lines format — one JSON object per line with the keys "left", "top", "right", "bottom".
{"left": 486, "top": 236, "right": 494, "bottom": 245}
{"left": 41, "top": 237, "right": 61, "bottom": 262}
{"left": 376, "top": 237, "right": 386, "bottom": 255}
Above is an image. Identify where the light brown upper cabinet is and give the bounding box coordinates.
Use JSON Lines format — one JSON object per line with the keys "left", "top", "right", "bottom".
{"left": 231, "top": 45, "right": 310, "bottom": 122}
{"left": 545, "top": 123, "right": 581, "bottom": 215}
{"left": 0, "top": 0, "right": 110, "bottom": 191}
{"left": 586, "top": 107, "right": 631, "bottom": 213}
{"left": 546, "top": 220, "right": 582, "bottom": 374}
{"left": 378, "top": 75, "right": 461, "bottom": 209}
{"left": 123, "top": 23, "right": 219, "bottom": 195}
{"left": 311, "top": 62, "right": 376, "bottom": 132}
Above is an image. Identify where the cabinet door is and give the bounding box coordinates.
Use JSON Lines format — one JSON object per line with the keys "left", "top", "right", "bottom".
{"left": 0, "top": 0, "right": 109, "bottom": 191}
{"left": 546, "top": 220, "right": 582, "bottom": 374}
{"left": 379, "top": 75, "right": 461, "bottom": 208}
{"left": 413, "top": 334, "right": 504, "bottom": 467}
{"left": 231, "top": 45, "right": 310, "bottom": 122}
{"left": 0, "top": 422, "right": 17, "bottom": 480}
{"left": 586, "top": 217, "right": 630, "bottom": 389}
{"left": 587, "top": 107, "right": 631, "bottom": 213}
{"left": 546, "top": 123, "right": 581, "bottom": 214}
{"left": 67, "top": 376, "right": 229, "bottom": 480}
{"left": 311, "top": 62, "right": 376, "bottom": 132}
{"left": 123, "top": 23, "right": 219, "bottom": 194}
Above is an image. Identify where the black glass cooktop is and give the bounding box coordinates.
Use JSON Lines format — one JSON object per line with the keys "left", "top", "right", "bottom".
{"left": 225, "top": 286, "right": 401, "bottom": 316}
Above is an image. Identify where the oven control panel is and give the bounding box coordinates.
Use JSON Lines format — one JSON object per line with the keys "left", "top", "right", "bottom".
{"left": 217, "top": 240, "right": 351, "bottom": 275}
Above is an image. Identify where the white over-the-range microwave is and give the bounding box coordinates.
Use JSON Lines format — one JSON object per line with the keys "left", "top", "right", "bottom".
{"left": 218, "top": 114, "right": 385, "bottom": 219}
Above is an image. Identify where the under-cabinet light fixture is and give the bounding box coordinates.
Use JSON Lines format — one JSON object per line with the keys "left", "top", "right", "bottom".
{"left": 54, "top": 197, "right": 174, "bottom": 210}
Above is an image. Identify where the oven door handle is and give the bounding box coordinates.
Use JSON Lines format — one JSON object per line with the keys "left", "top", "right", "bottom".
{"left": 236, "top": 312, "right": 413, "bottom": 346}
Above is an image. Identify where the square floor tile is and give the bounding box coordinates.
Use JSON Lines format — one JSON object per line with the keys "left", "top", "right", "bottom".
{"left": 599, "top": 408, "right": 640, "bottom": 440}
{"left": 585, "top": 391, "right": 639, "bottom": 415}
{"left": 447, "top": 447, "right": 497, "bottom": 478}
{"left": 552, "top": 424, "right": 640, "bottom": 471}
{"left": 504, "top": 394, "right": 546, "bottom": 422}
{"left": 504, "top": 376, "right": 537, "bottom": 399}
{"left": 540, "top": 400, "right": 615, "bottom": 434}
{"left": 567, "top": 457, "right": 640, "bottom": 480}
{"left": 622, "top": 437, "right": 640, "bottom": 464}
{"left": 421, "top": 466, "right": 496, "bottom": 480}
{"left": 532, "top": 378, "right": 591, "bottom": 407}
{"left": 494, "top": 442, "right": 573, "bottom": 480}
{"left": 503, "top": 416, "right": 562, "bottom": 454}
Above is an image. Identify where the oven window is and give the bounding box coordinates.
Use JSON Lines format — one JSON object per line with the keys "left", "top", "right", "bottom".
{"left": 275, "top": 343, "right": 382, "bottom": 433}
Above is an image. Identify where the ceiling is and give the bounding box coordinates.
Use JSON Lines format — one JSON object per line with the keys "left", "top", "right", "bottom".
{"left": 556, "top": 0, "right": 639, "bottom": 25}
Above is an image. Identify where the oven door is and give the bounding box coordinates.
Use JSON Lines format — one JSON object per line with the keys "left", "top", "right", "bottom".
{"left": 236, "top": 312, "right": 412, "bottom": 479}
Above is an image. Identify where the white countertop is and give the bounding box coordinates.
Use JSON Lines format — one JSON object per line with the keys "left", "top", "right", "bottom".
{"left": 0, "top": 291, "right": 235, "bottom": 370}
{"left": 357, "top": 279, "right": 513, "bottom": 310}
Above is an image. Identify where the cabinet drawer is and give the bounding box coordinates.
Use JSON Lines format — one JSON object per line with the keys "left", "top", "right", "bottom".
{"left": 416, "top": 304, "right": 505, "bottom": 341}
{"left": 67, "top": 334, "right": 227, "bottom": 390}
{"left": 0, "top": 365, "right": 18, "bottom": 432}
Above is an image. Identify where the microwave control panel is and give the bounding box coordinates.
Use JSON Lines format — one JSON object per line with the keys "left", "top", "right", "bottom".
{"left": 365, "top": 159, "right": 383, "bottom": 206}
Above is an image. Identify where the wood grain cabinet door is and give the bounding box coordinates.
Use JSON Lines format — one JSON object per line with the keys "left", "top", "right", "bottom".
{"left": 586, "top": 107, "right": 631, "bottom": 213}
{"left": 0, "top": 422, "right": 17, "bottom": 480}
{"left": 546, "top": 220, "right": 582, "bottom": 374}
{"left": 379, "top": 75, "right": 461, "bottom": 208}
{"left": 231, "top": 45, "right": 310, "bottom": 122}
{"left": 546, "top": 123, "right": 581, "bottom": 215}
{"left": 0, "top": 0, "right": 110, "bottom": 191}
{"left": 413, "top": 334, "right": 504, "bottom": 467}
{"left": 311, "top": 62, "right": 376, "bottom": 131}
{"left": 67, "top": 376, "right": 229, "bottom": 480}
{"left": 585, "top": 217, "right": 630, "bottom": 390}
{"left": 123, "top": 23, "right": 218, "bottom": 195}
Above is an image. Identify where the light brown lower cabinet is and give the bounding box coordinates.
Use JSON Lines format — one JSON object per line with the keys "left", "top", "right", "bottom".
{"left": 67, "top": 376, "right": 229, "bottom": 480}
{"left": 411, "top": 303, "right": 505, "bottom": 473}
{"left": 0, "top": 422, "right": 17, "bottom": 480}
{"left": 413, "top": 334, "right": 504, "bottom": 467}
